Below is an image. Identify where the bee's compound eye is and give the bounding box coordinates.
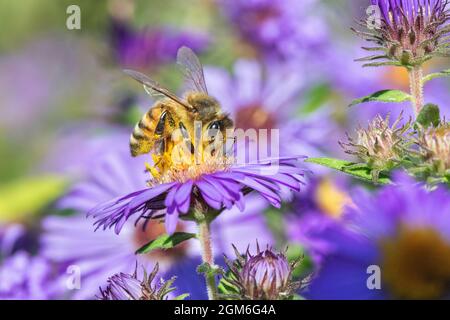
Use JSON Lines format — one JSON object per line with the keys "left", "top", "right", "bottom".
{"left": 208, "top": 121, "right": 221, "bottom": 131}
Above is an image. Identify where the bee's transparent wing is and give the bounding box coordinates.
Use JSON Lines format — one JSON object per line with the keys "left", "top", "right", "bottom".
{"left": 123, "top": 69, "right": 193, "bottom": 110}
{"left": 176, "top": 46, "right": 208, "bottom": 94}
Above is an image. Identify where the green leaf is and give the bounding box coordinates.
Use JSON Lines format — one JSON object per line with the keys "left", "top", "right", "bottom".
{"left": 286, "top": 244, "right": 313, "bottom": 279}
{"left": 305, "top": 157, "right": 391, "bottom": 185}
{"left": 422, "top": 69, "right": 450, "bottom": 84}
{"left": 349, "top": 90, "right": 411, "bottom": 107}
{"left": 300, "top": 83, "right": 332, "bottom": 114}
{"left": 122, "top": 105, "right": 143, "bottom": 126}
{"left": 416, "top": 103, "right": 441, "bottom": 128}
{"left": 264, "top": 207, "right": 287, "bottom": 245}
{"left": 135, "top": 232, "right": 196, "bottom": 254}
{"left": 0, "top": 175, "right": 68, "bottom": 222}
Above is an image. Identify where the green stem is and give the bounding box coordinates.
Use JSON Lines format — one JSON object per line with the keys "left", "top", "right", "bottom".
{"left": 197, "top": 216, "right": 218, "bottom": 300}
{"left": 408, "top": 66, "right": 424, "bottom": 116}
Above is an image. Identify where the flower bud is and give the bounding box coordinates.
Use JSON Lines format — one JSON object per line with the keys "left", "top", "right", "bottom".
{"left": 98, "top": 263, "right": 178, "bottom": 300}
{"left": 355, "top": 1, "right": 450, "bottom": 67}
{"left": 240, "top": 248, "right": 291, "bottom": 300}
{"left": 415, "top": 122, "right": 450, "bottom": 178}
{"left": 340, "top": 114, "right": 411, "bottom": 180}
{"left": 223, "top": 245, "right": 301, "bottom": 300}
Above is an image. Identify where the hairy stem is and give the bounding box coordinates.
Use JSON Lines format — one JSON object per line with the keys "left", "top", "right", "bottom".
{"left": 197, "top": 217, "right": 218, "bottom": 300}
{"left": 408, "top": 66, "right": 424, "bottom": 116}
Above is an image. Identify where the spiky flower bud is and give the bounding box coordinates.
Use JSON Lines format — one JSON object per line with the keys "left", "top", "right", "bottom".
{"left": 98, "top": 263, "right": 182, "bottom": 300}
{"left": 223, "top": 245, "right": 302, "bottom": 300}
{"left": 415, "top": 122, "right": 450, "bottom": 178}
{"left": 340, "top": 114, "right": 412, "bottom": 180}
{"left": 355, "top": 0, "right": 450, "bottom": 67}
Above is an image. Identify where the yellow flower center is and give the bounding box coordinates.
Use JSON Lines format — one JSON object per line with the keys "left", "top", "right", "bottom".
{"left": 314, "top": 178, "right": 351, "bottom": 219}
{"left": 381, "top": 227, "right": 450, "bottom": 299}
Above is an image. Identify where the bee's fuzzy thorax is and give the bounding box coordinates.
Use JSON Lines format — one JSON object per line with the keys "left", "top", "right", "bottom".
{"left": 186, "top": 92, "right": 221, "bottom": 120}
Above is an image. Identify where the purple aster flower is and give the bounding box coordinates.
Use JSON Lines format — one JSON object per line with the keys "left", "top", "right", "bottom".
{"left": 222, "top": 244, "right": 302, "bottom": 300}
{"left": 305, "top": 172, "right": 450, "bottom": 300}
{"left": 217, "top": 0, "right": 329, "bottom": 60}
{"left": 98, "top": 263, "right": 182, "bottom": 300}
{"left": 0, "top": 224, "right": 26, "bottom": 257}
{"left": 110, "top": 18, "right": 209, "bottom": 70}
{"left": 89, "top": 155, "right": 305, "bottom": 236}
{"left": 42, "top": 151, "right": 274, "bottom": 299}
{"left": 356, "top": 0, "right": 450, "bottom": 67}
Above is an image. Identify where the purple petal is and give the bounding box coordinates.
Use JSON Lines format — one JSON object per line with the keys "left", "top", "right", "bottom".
{"left": 165, "top": 209, "right": 180, "bottom": 235}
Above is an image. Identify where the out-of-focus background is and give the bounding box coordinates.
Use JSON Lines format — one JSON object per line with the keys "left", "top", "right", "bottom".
{"left": 0, "top": 0, "right": 449, "bottom": 300}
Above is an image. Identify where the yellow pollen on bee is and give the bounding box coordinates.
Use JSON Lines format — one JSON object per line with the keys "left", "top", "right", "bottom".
{"left": 146, "top": 138, "right": 233, "bottom": 185}
{"left": 381, "top": 227, "right": 450, "bottom": 299}
{"left": 314, "top": 178, "right": 351, "bottom": 219}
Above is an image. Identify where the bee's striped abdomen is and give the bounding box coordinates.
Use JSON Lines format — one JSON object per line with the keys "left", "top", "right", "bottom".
{"left": 130, "top": 107, "right": 163, "bottom": 157}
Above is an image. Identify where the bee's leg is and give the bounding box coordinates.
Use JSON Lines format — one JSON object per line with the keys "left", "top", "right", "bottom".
{"left": 179, "top": 122, "right": 195, "bottom": 154}
{"left": 144, "top": 161, "right": 159, "bottom": 179}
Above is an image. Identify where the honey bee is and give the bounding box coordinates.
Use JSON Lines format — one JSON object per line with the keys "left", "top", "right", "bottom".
{"left": 124, "top": 47, "right": 234, "bottom": 173}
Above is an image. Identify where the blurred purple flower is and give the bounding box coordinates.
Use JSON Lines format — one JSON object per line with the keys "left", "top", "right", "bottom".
{"left": 41, "top": 124, "right": 131, "bottom": 177}
{"left": 110, "top": 18, "right": 209, "bottom": 70}
{"left": 0, "top": 224, "right": 26, "bottom": 257}
{"left": 0, "top": 224, "right": 62, "bottom": 300}
{"left": 305, "top": 173, "right": 450, "bottom": 300}
{"left": 42, "top": 151, "right": 274, "bottom": 299}
{"left": 0, "top": 251, "right": 62, "bottom": 300}
{"left": 0, "top": 37, "right": 116, "bottom": 133}
{"left": 286, "top": 176, "right": 353, "bottom": 264}
{"left": 217, "top": 0, "right": 328, "bottom": 60}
